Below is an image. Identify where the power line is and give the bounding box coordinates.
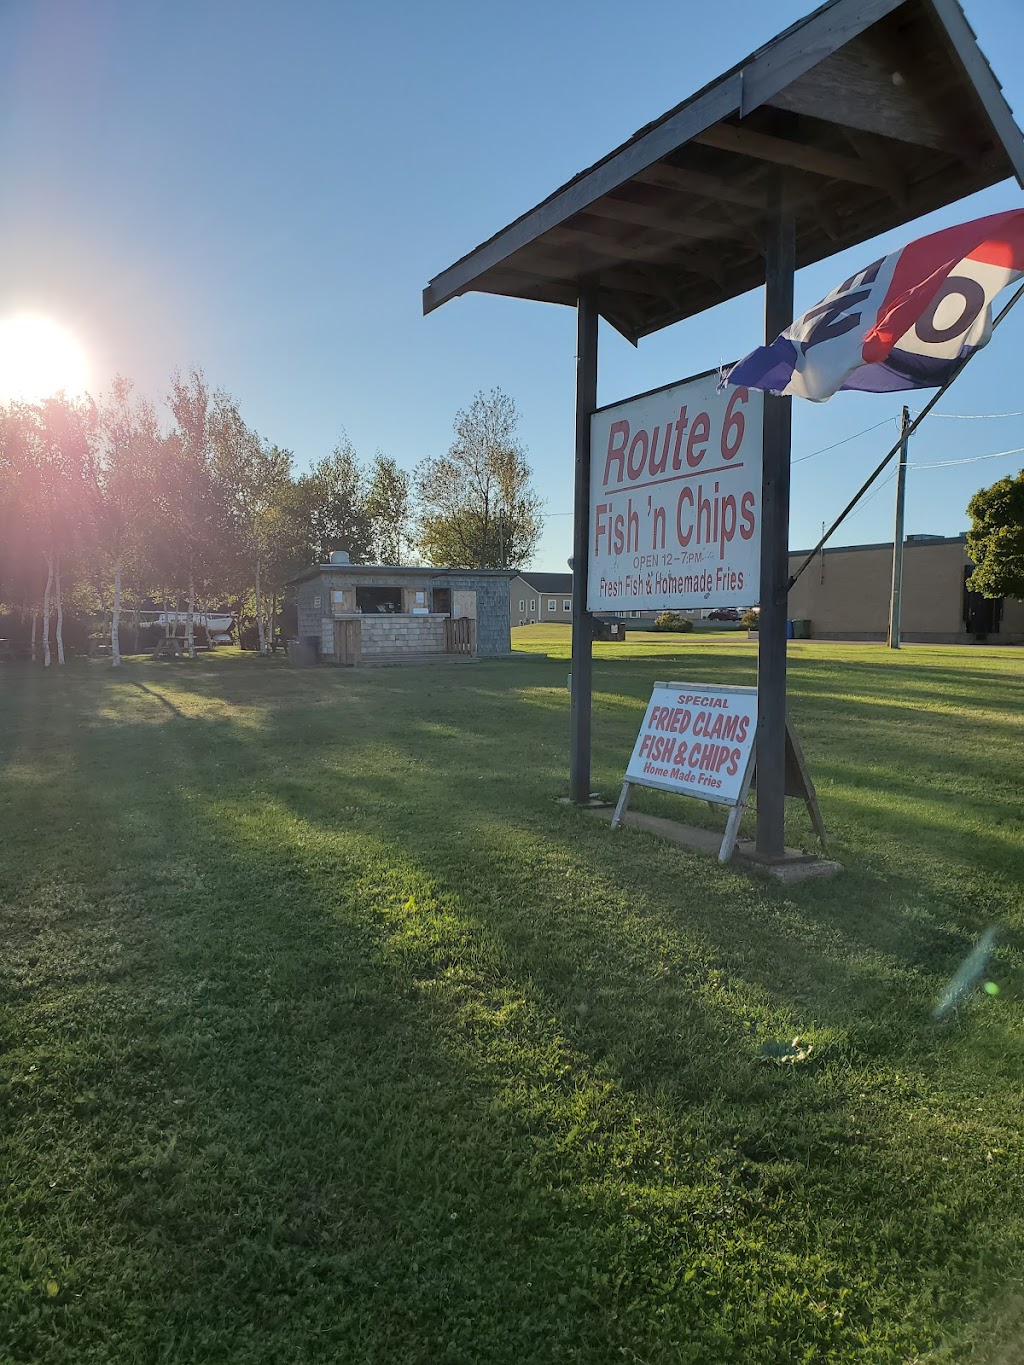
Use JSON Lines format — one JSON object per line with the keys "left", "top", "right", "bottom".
{"left": 924, "top": 410, "right": 1024, "bottom": 420}
{"left": 909, "top": 445, "right": 1024, "bottom": 470}
{"left": 792, "top": 415, "right": 899, "bottom": 464}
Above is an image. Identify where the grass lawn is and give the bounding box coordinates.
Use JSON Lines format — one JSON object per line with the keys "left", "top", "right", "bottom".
{"left": 2, "top": 630, "right": 1023, "bottom": 1363}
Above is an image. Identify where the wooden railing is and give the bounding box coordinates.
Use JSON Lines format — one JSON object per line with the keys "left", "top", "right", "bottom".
{"left": 444, "top": 616, "right": 476, "bottom": 655}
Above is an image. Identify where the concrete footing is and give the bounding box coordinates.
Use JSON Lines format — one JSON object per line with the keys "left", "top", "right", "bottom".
{"left": 588, "top": 808, "right": 843, "bottom": 881}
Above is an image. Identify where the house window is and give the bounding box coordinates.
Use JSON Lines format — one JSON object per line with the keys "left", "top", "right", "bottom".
{"left": 562, "top": 599, "right": 571, "bottom": 612}
{"left": 547, "top": 599, "right": 556, "bottom": 611}
{"left": 519, "top": 599, "right": 525, "bottom": 611}
{"left": 530, "top": 599, "right": 537, "bottom": 611}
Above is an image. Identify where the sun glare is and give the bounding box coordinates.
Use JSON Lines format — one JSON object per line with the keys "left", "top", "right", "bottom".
{"left": 0, "top": 314, "right": 90, "bottom": 404}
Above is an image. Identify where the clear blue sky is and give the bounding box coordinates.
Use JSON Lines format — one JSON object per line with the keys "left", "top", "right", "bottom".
{"left": 3, "top": 0, "right": 1024, "bottom": 568}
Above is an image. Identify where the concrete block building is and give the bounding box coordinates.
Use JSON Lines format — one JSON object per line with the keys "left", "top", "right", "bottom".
{"left": 286, "top": 554, "right": 514, "bottom": 664}
{"left": 787, "top": 533, "right": 1024, "bottom": 643}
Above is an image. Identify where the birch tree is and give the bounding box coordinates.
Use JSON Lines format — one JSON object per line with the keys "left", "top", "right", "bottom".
{"left": 96, "top": 378, "right": 163, "bottom": 664}
{"left": 167, "top": 370, "right": 219, "bottom": 658}
{"left": 211, "top": 396, "right": 292, "bottom": 654}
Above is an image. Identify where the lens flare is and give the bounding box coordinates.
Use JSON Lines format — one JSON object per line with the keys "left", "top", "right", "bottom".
{"left": 934, "top": 928, "right": 997, "bottom": 1019}
{"left": 0, "top": 314, "right": 90, "bottom": 403}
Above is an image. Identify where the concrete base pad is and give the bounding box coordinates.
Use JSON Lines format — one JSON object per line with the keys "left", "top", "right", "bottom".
{"left": 588, "top": 808, "right": 843, "bottom": 881}
{"left": 557, "top": 795, "right": 614, "bottom": 810}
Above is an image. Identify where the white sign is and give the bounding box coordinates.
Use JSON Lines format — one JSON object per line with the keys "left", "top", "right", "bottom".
{"left": 588, "top": 371, "right": 763, "bottom": 612}
{"left": 623, "top": 681, "right": 758, "bottom": 807}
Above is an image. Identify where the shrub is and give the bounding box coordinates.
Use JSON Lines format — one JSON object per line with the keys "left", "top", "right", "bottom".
{"left": 742, "top": 609, "right": 759, "bottom": 630}
{"left": 653, "top": 611, "right": 694, "bottom": 633}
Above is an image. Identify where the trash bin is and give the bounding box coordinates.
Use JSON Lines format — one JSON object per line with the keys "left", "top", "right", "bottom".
{"left": 793, "top": 618, "right": 812, "bottom": 639}
{"left": 288, "top": 637, "right": 318, "bottom": 666}
{"left": 786, "top": 619, "right": 795, "bottom": 640}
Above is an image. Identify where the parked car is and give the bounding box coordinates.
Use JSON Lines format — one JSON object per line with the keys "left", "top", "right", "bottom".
{"left": 707, "top": 608, "right": 741, "bottom": 621}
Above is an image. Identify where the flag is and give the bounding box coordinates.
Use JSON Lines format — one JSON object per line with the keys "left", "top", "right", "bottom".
{"left": 726, "top": 209, "right": 1024, "bottom": 402}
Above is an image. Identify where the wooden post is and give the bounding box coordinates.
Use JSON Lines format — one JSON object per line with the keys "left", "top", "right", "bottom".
{"left": 755, "top": 198, "right": 795, "bottom": 860}
{"left": 888, "top": 405, "right": 911, "bottom": 649}
{"left": 570, "top": 284, "right": 599, "bottom": 803}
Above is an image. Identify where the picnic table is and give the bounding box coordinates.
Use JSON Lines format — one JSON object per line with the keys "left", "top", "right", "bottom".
{"left": 153, "top": 637, "right": 187, "bottom": 659}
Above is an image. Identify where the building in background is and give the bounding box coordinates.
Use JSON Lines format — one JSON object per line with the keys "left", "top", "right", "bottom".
{"left": 787, "top": 533, "right": 1024, "bottom": 643}
{"left": 286, "top": 552, "right": 514, "bottom": 665}
{"left": 510, "top": 572, "right": 574, "bottom": 626}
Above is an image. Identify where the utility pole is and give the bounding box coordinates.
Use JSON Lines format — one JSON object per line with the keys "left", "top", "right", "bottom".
{"left": 497, "top": 508, "right": 506, "bottom": 570}
{"left": 888, "top": 406, "right": 911, "bottom": 649}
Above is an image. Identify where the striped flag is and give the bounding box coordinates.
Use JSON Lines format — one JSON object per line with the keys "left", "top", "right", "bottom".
{"left": 726, "top": 209, "right": 1024, "bottom": 402}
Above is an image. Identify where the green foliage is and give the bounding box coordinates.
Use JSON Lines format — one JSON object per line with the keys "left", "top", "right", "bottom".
{"left": 416, "top": 388, "right": 542, "bottom": 568}
{"left": 966, "top": 468, "right": 1024, "bottom": 599}
{"left": 652, "top": 610, "right": 694, "bottom": 633}
{"left": 742, "top": 608, "right": 760, "bottom": 629}
{"left": 4, "top": 639, "right": 1022, "bottom": 1361}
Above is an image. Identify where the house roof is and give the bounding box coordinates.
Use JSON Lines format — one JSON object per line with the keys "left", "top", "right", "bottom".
{"left": 515, "top": 572, "right": 573, "bottom": 594}
{"left": 423, "top": 0, "right": 1024, "bottom": 343}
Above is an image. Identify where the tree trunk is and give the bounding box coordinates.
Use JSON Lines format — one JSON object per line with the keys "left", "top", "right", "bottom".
{"left": 133, "top": 587, "right": 141, "bottom": 652}
{"left": 270, "top": 593, "right": 278, "bottom": 653}
{"left": 255, "top": 553, "right": 267, "bottom": 655}
{"left": 186, "top": 567, "right": 196, "bottom": 659}
{"left": 55, "top": 557, "right": 65, "bottom": 666}
{"left": 111, "top": 559, "right": 123, "bottom": 667}
{"left": 42, "top": 555, "right": 54, "bottom": 667}
{"left": 163, "top": 589, "right": 172, "bottom": 637}
{"left": 31, "top": 607, "right": 39, "bottom": 664}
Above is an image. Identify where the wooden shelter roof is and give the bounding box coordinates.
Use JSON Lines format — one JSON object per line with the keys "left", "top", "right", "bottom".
{"left": 423, "top": 0, "right": 1024, "bottom": 343}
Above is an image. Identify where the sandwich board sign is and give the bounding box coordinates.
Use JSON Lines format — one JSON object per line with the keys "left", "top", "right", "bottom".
{"left": 612, "top": 681, "right": 758, "bottom": 862}
{"left": 589, "top": 370, "right": 763, "bottom": 613}
{"left": 612, "top": 680, "right": 827, "bottom": 862}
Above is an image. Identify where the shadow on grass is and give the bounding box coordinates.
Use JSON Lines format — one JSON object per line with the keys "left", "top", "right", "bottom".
{"left": 2, "top": 657, "right": 1022, "bottom": 1363}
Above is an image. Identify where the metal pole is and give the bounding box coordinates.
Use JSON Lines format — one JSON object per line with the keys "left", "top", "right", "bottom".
{"left": 888, "top": 405, "right": 911, "bottom": 648}
{"left": 756, "top": 199, "right": 796, "bottom": 860}
{"left": 570, "top": 284, "right": 599, "bottom": 803}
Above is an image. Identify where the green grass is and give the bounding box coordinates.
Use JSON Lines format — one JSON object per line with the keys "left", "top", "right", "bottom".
{"left": 1, "top": 631, "right": 1022, "bottom": 1364}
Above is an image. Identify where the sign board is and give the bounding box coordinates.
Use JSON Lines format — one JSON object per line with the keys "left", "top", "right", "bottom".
{"left": 611, "top": 680, "right": 828, "bottom": 862}
{"left": 613, "top": 680, "right": 758, "bottom": 862}
{"left": 588, "top": 370, "right": 763, "bottom": 613}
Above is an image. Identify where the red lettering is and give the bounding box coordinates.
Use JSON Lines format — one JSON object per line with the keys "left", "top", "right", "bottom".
{"left": 686, "top": 412, "right": 710, "bottom": 467}
{"left": 603, "top": 420, "right": 629, "bottom": 486}
{"left": 671, "top": 407, "right": 689, "bottom": 470}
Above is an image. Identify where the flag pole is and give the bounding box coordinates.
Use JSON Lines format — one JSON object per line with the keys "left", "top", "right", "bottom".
{"left": 788, "top": 280, "right": 1024, "bottom": 591}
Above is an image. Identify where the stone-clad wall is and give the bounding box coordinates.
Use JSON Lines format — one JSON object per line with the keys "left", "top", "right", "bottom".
{"left": 360, "top": 616, "right": 445, "bottom": 656}
{"left": 445, "top": 575, "right": 512, "bottom": 656}
{"left": 290, "top": 570, "right": 513, "bottom": 658}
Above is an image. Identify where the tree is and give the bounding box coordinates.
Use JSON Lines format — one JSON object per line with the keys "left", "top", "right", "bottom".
{"left": 967, "top": 469, "right": 1024, "bottom": 599}
{"left": 96, "top": 377, "right": 163, "bottom": 665}
{"left": 166, "top": 369, "right": 225, "bottom": 658}
{"left": 415, "top": 388, "right": 542, "bottom": 569}
{"left": 5, "top": 396, "right": 98, "bottom": 665}
{"left": 366, "top": 452, "right": 411, "bottom": 564}
{"left": 296, "top": 436, "right": 373, "bottom": 565}
{"left": 211, "top": 395, "right": 293, "bottom": 654}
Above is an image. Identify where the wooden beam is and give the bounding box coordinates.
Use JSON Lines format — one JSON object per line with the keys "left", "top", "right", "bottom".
{"left": 692, "top": 123, "right": 888, "bottom": 187}
{"left": 927, "top": 0, "right": 1024, "bottom": 187}
{"left": 632, "top": 162, "right": 769, "bottom": 209}
{"left": 580, "top": 196, "right": 743, "bottom": 240}
{"left": 840, "top": 127, "right": 909, "bottom": 205}
{"left": 546, "top": 222, "right": 708, "bottom": 262}
{"left": 422, "top": 72, "right": 742, "bottom": 315}
{"left": 765, "top": 33, "right": 962, "bottom": 152}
